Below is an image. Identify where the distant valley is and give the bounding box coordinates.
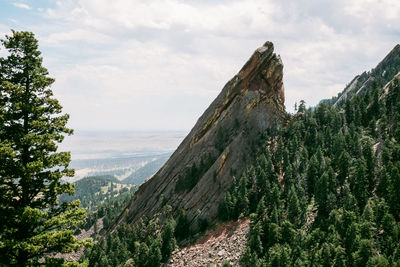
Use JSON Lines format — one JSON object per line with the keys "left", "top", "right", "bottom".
{"left": 59, "top": 131, "right": 185, "bottom": 183}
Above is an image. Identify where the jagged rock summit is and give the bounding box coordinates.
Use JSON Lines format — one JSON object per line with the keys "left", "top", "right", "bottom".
{"left": 113, "top": 41, "right": 286, "bottom": 230}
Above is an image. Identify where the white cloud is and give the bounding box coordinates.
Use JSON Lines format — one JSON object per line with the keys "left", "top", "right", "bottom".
{"left": 345, "top": 0, "right": 400, "bottom": 22}
{"left": 2, "top": 0, "right": 399, "bottom": 130}
{"left": 43, "top": 0, "right": 280, "bottom": 34}
{"left": 12, "top": 2, "right": 31, "bottom": 10}
{"left": 43, "top": 28, "right": 114, "bottom": 45}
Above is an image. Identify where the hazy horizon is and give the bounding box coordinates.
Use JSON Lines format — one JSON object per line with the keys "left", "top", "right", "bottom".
{"left": 60, "top": 130, "right": 186, "bottom": 160}
{"left": 59, "top": 131, "right": 185, "bottom": 181}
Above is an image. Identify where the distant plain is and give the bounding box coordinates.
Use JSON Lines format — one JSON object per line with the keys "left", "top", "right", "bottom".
{"left": 59, "top": 131, "right": 186, "bottom": 181}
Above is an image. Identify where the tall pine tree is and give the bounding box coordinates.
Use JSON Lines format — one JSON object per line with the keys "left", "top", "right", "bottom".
{"left": 0, "top": 30, "right": 91, "bottom": 266}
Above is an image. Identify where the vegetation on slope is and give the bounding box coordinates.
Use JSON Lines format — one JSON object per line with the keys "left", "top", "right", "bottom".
{"left": 60, "top": 175, "right": 136, "bottom": 234}
{"left": 60, "top": 176, "right": 132, "bottom": 210}
{"left": 83, "top": 206, "right": 177, "bottom": 267}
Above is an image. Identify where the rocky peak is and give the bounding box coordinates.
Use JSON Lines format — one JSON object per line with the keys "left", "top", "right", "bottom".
{"left": 111, "top": 42, "right": 286, "bottom": 231}
{"left": 239, "top": 41, "right": 284, "bottom": 107}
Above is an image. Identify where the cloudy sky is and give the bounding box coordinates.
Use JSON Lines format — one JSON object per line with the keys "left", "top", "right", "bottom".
{"left": 0, "top": 0, "right": 399, "bottom": 132}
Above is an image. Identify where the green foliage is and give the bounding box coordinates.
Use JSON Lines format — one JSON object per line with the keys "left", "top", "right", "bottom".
{"left": 175, "top": 153, "right": 215, "bottom": 192}
{"left": 0, "top": 30, "right": 92, "bottom": 265}
{"left": 83, "top": 207, "right": 176, "bottom": 267}
{"left": 59, "top": 175, "right": 136, "bottom": 233}
{"left": 174, "top": 209, "right": 190, "bottom": 241}
{"left": 59, "top": 175, "right": 133, "bottom": 209}
{"left": 161, "top": 218, "right": 176, "bottom": 262}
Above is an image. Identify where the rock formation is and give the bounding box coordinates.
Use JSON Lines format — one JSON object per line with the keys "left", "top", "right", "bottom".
{"left": 112, "top": 41, "right": 286, "bottom": 231}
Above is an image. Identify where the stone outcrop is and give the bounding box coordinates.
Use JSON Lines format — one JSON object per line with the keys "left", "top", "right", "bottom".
{"left": 112, "top": 41, "right": 286, "bottom": 231}
{"left": 167, "top": 218, "right": 250, "bottom": 267}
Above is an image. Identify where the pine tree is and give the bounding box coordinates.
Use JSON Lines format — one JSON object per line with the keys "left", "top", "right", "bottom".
{"left": 175, "top": 209, "right": 190, "bottom": 240}
{"left": 149, "top": 236, "right": 162, "bottom": 267}
{"left": 353, "top": 239, "right": 375, "bottom": 267}
{"left": 248, "top": 220, "right": 263, "bottom": 255}
{"left": 311, "top": 173, "right": 333, "bottom": 227}
{"left": 306, "top": 155, "right": 319, "bottom": 197}
{"left": 287, "top": 185, "right": 301, "bottom": 225}
{"left": 298, "top": 100, "right": 306, "bottom": 113}
{"left": 350, "top": 158, "right": 369, "bottom": 211}
{"left": 241, "top": 248, "right": 261, "bottom": 267}
{"left": 161, "top": 218, "right": 176, "bottom": 262}
{"left": 388, "top": 164, "right": 400, "bottom": 219}
{"left": 0, "top": 30, "right": 91, "bottom": 265}
{"left": 338, "top": 151, "right": 351, "bottom": 185}
{"left": 136, "top": 242, "right": 149, "bottom": 267}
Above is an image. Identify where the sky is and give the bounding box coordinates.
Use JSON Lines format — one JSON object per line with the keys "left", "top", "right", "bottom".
{"left": 0, "top": 0, "right": 399, "bottom": 132}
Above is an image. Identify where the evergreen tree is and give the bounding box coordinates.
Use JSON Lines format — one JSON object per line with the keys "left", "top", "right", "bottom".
{"left": 0, "top": 30, "right": 91, "bottom": 265}
{"left": 353, "top": 239, "right": 375, "bottom": 267}
{"left": 241, "top": 248, "right": 261, "bottom": 267}
{"left": 287, "top": 185, "right": 301, "bottom": 225}
{"left": 350, "top": 158, "right": 369, "bottom": 211}
{"left": 338, "top": 151, "right": 351, "bottom": 185}
{"left": 149, "top": 236, "right": 162, "bottom": 267}
{"left": 175, "top": 209, "right": 190, "bottom": 240}
{"left": 161, "top": 218, "right": 176, "bottom": 262}
{"left": 388, "top": 164, "right": 400, "bottom": 218}
{"left": 136, "top": 242, "right": 149, "bottom": 266}
{"left": 298, "top": 100, "right": 306, "bottom": 113}
{"left": 306, "top": 155, "right": 319, "bottom": 197}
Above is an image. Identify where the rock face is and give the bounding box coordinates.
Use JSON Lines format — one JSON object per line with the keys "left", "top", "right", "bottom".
{"left": 112, "top": 41, "right": 286, "bottom": 230}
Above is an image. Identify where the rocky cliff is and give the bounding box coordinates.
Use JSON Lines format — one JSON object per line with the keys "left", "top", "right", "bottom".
{"left": 112, "top": 41, "right": 286, "bottom": 230}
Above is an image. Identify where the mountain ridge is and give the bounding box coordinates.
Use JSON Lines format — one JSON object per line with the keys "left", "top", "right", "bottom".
{"left": 321, "top": 43, "right": 400, "bottom": 107}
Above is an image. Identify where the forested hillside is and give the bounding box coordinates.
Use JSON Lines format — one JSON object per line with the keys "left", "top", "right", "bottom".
{"left": 60, "top": 175, "right": 136, "bottom": 235}
{"left": 218, "top": 77, "right": 400, "bottom": 266}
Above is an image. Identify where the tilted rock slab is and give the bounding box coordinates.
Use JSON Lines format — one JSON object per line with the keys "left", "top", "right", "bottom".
{"left": 112, "top": 41, "right": 286, "bottom": 230}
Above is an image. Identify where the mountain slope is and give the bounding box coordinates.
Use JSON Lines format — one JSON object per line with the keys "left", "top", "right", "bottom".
{"left": 112, "top": 42, "right": 286, "bottom": 231}
{"left": 122, "top": 154, "right": 171, "bottom": 185}
{"left": 322, "top": 44, "right": 400, "bottom": 107}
